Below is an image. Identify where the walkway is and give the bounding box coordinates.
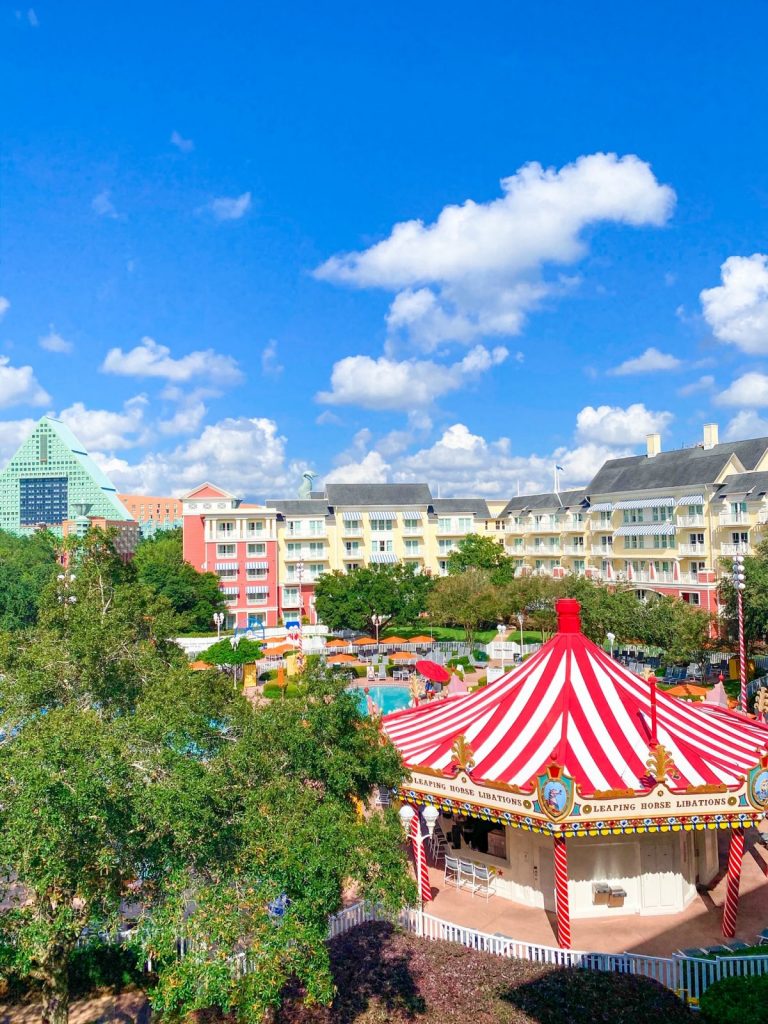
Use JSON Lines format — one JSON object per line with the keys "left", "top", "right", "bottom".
{"left": 420, "top": 828, "right": 768, "bottom": 956}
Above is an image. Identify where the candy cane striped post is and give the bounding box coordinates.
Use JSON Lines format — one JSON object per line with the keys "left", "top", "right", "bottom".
{"left": 554, "top": 834, "right": 571, "bottom": 949}
{"left": 737, "top": 589, "right": 747, "bottom": 712}
{"left": 722, "top": 829, "right": 745, "bottom": 939}
{"left": 410, "top": 811, "right": 432, "bottom": 905}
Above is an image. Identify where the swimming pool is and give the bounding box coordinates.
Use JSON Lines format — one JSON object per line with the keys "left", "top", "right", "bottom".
{"left": 350, "top": 685, "right": 412, "bottom": 716}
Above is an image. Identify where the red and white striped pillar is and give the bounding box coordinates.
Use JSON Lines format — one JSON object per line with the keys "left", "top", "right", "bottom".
{"left": 737, "top": 589, "right": 747, "bottom": 712}
{"left": 722, "top": 829, "right": 745, "bottom": 939}
{"left": 410, "top": 811, "right": 432, "bottom": 905}
{"left": 554, "top": 834, "right": 571, "bottom": 949}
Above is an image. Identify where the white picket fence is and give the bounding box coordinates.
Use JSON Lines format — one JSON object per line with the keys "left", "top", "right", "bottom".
{"left": 327, "top": 901, "right": 768, "bottom": 1006}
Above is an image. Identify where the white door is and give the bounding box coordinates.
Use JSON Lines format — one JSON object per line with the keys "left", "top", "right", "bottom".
{"left": 640, "top": 835, "right": 678, "bottom": 911}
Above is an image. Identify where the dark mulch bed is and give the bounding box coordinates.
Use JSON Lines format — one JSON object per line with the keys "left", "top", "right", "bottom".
{"left": 271, "top": 922, "right": 693, "bottom": 1024}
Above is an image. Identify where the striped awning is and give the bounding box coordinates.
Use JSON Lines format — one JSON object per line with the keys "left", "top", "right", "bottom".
{"left": 401, "top": 510, "right": 422, "bottom": 521}
{"left": 614, "top": 523, "right": 676, "bottom": 537}
{"left": 215, "top": 561, "right": 238, "bottom": 570}
{"left": 588, "top": 502, "right": 612, "bottom": 512}
{"left": 370, "top": 551, "right": 398, "bottom": 563}
{"left": 220, "top": 586, "right": 239, "bottom": 595}
{"left": 614, "top": 497, "right": 675, "bottom": 509}
{"left": 368, "top": 510, "right": 396, "bottom": 521}
{"left": 341, "top": 511, "right": 362, "bottom": 521}
{"left": 677, "top": 495, "right": 705, "bottom": 506}
{"left": 245, "top": 561, "right": 268, "bottom": 570}
{"left": 246, "top": 587, "right": 269, "bottom": 595}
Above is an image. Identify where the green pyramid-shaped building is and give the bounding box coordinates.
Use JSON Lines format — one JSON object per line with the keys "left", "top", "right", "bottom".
{"left": 0, "top": 416, "right": 133, "bottom": 536}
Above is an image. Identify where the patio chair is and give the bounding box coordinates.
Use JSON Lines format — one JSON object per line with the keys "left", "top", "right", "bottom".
{"left": 757, "top": 928, "right": 768, "bottom": 945}
{"left": 444, "top": 855, "right": 460, "bottom": 889}
{"left": 471, "top": 864, "right": 497, "bottom": 900}
{"left": 458, "top": 859, "right": 476, "bottom": 890}
{"left": 429, "top": 824, "right": 448, "bottom": 863}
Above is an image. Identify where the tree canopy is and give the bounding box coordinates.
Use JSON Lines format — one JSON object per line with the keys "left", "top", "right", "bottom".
{"left": 446, "top": 534, "right": 515, "bottom": 584}
{"left": 719, "top": 540, "right": 768, "bottom": 649}
{"left": 427, "top": 568, "right": 500, "bottom": 649}
{"left": 313, "top": 562, "right": 435, "bottom": 635}
{"left": 0, "top": 531, "right": 413, "bottom": 1024}
{"left": 132, "top": 527, "right": 225, "bottom": 632}
{"left": 0, "top": 528, "right": 59, "bottom": 630}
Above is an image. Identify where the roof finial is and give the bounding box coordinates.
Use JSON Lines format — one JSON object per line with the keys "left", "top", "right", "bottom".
{"left": 555, "top": 598, "right": 581, "bottom": 634}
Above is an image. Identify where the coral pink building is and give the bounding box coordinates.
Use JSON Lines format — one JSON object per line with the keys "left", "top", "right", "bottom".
{"left": 182, "top": 483, "right": 279, "bottom": 630}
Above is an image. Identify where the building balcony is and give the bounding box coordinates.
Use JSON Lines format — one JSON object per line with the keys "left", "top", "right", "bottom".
{"left": 591, "top": 545, "right": 613, "bottom": 556}
{"left": 676, "top": 514, "right": 705, "bottom": 528}
{"left": 591, "top": 522, "right": 614, "bottom": 532}
{"left": 529, "top": 519, "right": 565, "bottom": 533}
{"left": 342, "top": 527, "right": 363, "bottom": 538}
{"left": 342, "top": 549, "right": 363, "bottom": 559}
{"left": 562, "top": 545, "right": 586, "bottom": 556}
{"left": 720, "top": 542, "right": 752, "bottom": 556}
{"left": 285, "top": 529, "right": 326, "bottom": 540}
{"left": 718, "top": 513, "right": 750, "bottom": 527}
{"left": 284, "top": 548, "right": 328, "bottom": 561}
{"left": 678, "top": 571, "right": 712, "bottom": 585}
{"left": 677, "top": 544, "right": 707, "bottom": 556}
{"left": 562, "top": 518, "right": 586, "bottom": 532}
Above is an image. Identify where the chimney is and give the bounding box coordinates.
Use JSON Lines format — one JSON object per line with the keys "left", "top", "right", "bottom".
{"left": 703, "top": 423, "right": 719, "bottom": 450}
{"left": 646, "top": 433, "right": 661, "bottom": 458}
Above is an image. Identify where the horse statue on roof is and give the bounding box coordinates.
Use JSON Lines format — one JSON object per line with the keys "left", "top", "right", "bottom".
{"left": 298, "top": 470, "right": 316, "bottom": 499}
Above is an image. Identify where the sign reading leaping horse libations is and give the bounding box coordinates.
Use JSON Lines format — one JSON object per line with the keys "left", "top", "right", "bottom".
{"left": 401, "top": 763, "right": 768, "bottom": 837}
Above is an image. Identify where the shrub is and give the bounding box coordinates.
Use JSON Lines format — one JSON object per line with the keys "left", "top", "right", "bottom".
{"left": 68, "top": 943, "right": 145, "bottom": 997}
{"left": 699, "top": 973, "right": 768, "bottom": 1023}
{"left": 472, "top": 649, "right": 489, "bottom": 662}
{"left": 259, "top": 668, "right": 279, "bottom": 681}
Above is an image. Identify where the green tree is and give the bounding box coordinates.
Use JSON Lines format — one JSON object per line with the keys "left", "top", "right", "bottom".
{"left": 0, "top": 532, "right": 413, "bottom": 1024}
{"left": 132, "top": 528, "right": 225, "bottom": 632}
{"left": 561, "top": 576, "right": 642, "bottom": 645}
{"left": 640, "top": 594, "right": 713, "bottom": 666}
{"left": 0, "top": 528, "right": 59, "bottom": 630}
{"left": 427, "top": 568, "right": 499, "bottom": 649}
{"left": 719, "top": 541, "right": 768, "bottom": 649}
{"left": 313, "top": 562, "right": 435, "bottom": 634}
{"left": 446, "top": 534, "right": 514, "bottom": 583}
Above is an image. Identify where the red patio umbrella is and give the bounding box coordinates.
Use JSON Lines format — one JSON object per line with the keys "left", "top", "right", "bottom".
{"left": 415, "top": 659, "right": 450, "bottom": 684}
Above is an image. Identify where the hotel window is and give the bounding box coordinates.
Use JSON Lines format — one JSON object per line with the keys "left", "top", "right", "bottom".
{"left": 651, "top": 506, "right": 672, "bottom": 522}
{"left": 574, "top": 559, "right": 585, "bottom": 573}
{"left": 572, "top": 512, "right": 584, "bottom": 524}
{"left": 404, "top": 539, "right": 421, "bottom": 555}
{"left": 217, "top": 544, "right": 237, "bottom": 556}
{"left": 247, "top": 520, "right": 264, "bottom": 534}
{"left": 438, "top": 517, "right": 452, "bottom": 532}
{"left": 372, "top": 540, "right": 393, "bottom": 553}
{"left": 659, "top": 534, "right": 675, "bottom": 549}
{"left": 626, "top": 536, "right": 645, "bottom": 550}
{"left": 283, "top": 587, "right": 299, "bottom": 605}
{"left": 217, "top": 567, "right": 238, "bottom": 579}
{"left": 371, "top": 518, "right": 393, "bottom": 532}
{"left": 681, "top": 592, "right": 701, "bottom": 605}
{"left": 599, "top": 511, "right": 612, "bottom": 526}
{"left": 622, "top": 509, "right": 644, "bottom": 524}
{"left": 344, "top": 541, "right": 360, "bottom": 555}
{"left": 732, "top": 532, "right": 749, "bottom": 546}
{"left": 457, "top": 517, "right": 472, "bottom": 532}
{"left": 513, "top": 516, "right": 524, "bottom": 528}
{"left": 688, "top": 533, "right": 705, "bottom": 548}
{"left": 512, "top": 538, "right": 524, "bottom": 550}
{"left": 571, "top": 536, "right": 584, "bottom": 549}
{"left": 246, "top": 567, "right": 267, "bottom": 579}
{"left": 247, "top": 543, "right": 266, "bottom": 555}
{"left": 286, "top": 542, "right": 303, "bottom": 555}
{"left": 217, "top": 521, "right": 235, "bottom": 533}
{"left": 438, "top": 559, "right": 449, "bottom": 574}
{"left": 345, "top": 562, "right": 361, "bottom": 572}
{"left": 307, "top": 541, "right": 325, "bottom": 556}
{"left": 246, "top": 589, "right": 268, "bottom": 605}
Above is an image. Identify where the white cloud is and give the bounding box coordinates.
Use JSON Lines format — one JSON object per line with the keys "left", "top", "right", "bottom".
{"left": 157, "top": 390, "right": 208, "bottom": 436}
{"left": 677, "top": 375, "right": 714, "bottom": 397}
{"left": 701, "top": 254, "right": 768, "bottom": 354}
{"left": 608, "top": 347, "right": 681, "bottom": 375}
{"left": 316, "top": 152, "right": 675, "bottom": 350}
{"left": 92, "top": 417, "right": 293, "bottom": 497}
{"left": 317, "top": 344, "right": 508, "bottom": 410}
{"left": 0, "top": 297, "right": 9, "bottom": 320}
{"left": 101, "top": 336, "right": 242, "bottom": 386}
{"left": 324, "top": 451, "right": 390, "bottom": 484}
{"left": 92, "top": 190, "right": 119, "bottom": 219}
{"left": 39, "top": 326, "right": 73, "bottom": 354}
{"left": 0, "top": 357, "right": 50, "bottom": 408}
{"left": 57, "top": 397, "right": 147, "bottom": 451}
{"left": 315, "top": 410, "right": 343, "bottom": 426}
{"left": 208, "top": 192, "right": 252, "bottom": 221}
{"left": 724, "top": 409, "right": 768, "bottom": 441}
{"left": 0, "top": 418, "right": 37, "bottom": 464}
{"left": 717, "top": 372, "right": 768, "bottom": 407}
{"left": 27, "top": 8, "right": 38, "bottom": 26}
{"left": 575, "top": 403, "right": 673, "bottom": 444}
{"left": 170, "top": 130, "right": 194, "bottom": 153}
{"left": 261, "top": 339, "right": 284, "bottom": 376}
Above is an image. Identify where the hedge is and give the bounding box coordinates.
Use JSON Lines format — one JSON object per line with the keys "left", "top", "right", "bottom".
{"left": 699, "top": 973, "right": 768, "bottom": 1023}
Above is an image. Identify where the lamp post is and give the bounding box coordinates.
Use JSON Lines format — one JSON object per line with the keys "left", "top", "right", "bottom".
{"left": 606, "top": 631, "right": 615, "bottom": 659}
{"left": 497, "top": 622, "right": 506, "bottom": 671}
{"left": 732, "top": 554, "right": 747, "bottom": 711}
{"left": 517, "top": 612, "right": 525, "bottom": 662}
{"left": 372, "top": 613, "right": 384, "bottom": 646}
{"left": 213, "top": 611, "right": 224, "bottom": 640}
{"left": 56, "top": 572, "right": 77, "bottom": 606}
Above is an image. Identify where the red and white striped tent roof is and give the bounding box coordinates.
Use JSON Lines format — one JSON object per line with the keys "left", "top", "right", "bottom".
{"left": 382, "top": 599, "right": 768, "bottom": 796}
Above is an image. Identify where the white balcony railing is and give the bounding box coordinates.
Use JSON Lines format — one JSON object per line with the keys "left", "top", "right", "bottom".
{"left": 718, "top": 513, "right": 750, "bottom": 527}
{"left": 676, "top": 514, "right": 705, "bottom": 527}
{"left": 563, "top": 546, "right": 586, "bottom": 556}
{"left": 720, "top": 542, "right": 751, "bottom": 556}
{"left": 591, "top": 545, "right": 613, "bottom": 556}
{"left": 677, "top": 544, "right": 707, "bottom": 556}
{"left": 285, "top": 529, "right": 326, "bottom": 540}
{"left": 678, "top": 571, "right": 713, "bottom": 585}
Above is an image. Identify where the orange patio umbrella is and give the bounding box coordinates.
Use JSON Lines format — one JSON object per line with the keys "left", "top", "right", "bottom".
{"left": 264, "top": 643, "right": 295, "bottom": 658}
{"left": 408, "top": 635, "right": 434, "bottom": 645}
{"left": 390, "top": 651, "right": 417, "bottom": 662}
{"left": 190, "top": 660, "right": 213, "bottom": 671}
{"left": 327, "top": 653, "right": 360, "bottom": 665}
{"left": 326, "top": 638, "right": 349, "bottom": 648}
{"left": 353, "top": 636, "right": 377, "bottom": 646}
{"left": 381, "top": 635, "right": 407, "bottom": 645}
{"left": 665, "top": 682, "right": 712, "bottom": 700}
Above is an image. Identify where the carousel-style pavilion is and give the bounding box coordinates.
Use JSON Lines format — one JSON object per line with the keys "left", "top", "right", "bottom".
{"left": 382, "top": 599, "right": 768, "bottom": 948}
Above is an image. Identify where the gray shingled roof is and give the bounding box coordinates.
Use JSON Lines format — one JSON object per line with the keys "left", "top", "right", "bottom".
{"left": 324, "top": 483, "right": 433, "bottom": 506}
{"left": 713, "top": 471, "right": 768, "bottom": 498}
{"left": 587, "top": 439, "right": 768, "bottom": 495}
{"left": 266, "top": 499, "right": 332, "bottom": 517}
{"left": 501, "top": 489, "right": 588, "bottom": 515}
{"left": 431, "top": 498, "right": 490, "bottom": 517}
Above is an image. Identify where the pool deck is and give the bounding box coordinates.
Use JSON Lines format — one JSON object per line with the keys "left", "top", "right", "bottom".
{"left": 413, "top": 827, "right": 768, "bottom": 957}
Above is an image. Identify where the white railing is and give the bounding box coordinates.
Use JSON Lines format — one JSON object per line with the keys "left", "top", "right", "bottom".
{"left": 720, "top": 543, "right": 752, "bottom": 556}
{"left": 326, "top": 902, "right": 768, "bottom": 1007}
{"left": 719, "top": 513, "right": 750, "bottom": 527}
{"left": 676, "top": 514, "right": 705, "bottom": 527}
{"left": 591, "top": 545, "right": 613, "bottom": 556}
{"left": 677, "top": 543, "right": 707, "bottom": 556}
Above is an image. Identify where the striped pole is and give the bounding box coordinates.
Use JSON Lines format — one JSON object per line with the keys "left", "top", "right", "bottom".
{"left": 554, "top": 834, "right": 571, "bottom": 949}
{"left": 737, "top": 589, "right": 747, "bottom": 712}
{"left": 296, "top": 560, "right": 305, "bottom": 673}
{"left": 410, "top": 811, "right": 432, "bottom": 904}
{"left": 722, "top": 829, "right": 745, "bottom": 939}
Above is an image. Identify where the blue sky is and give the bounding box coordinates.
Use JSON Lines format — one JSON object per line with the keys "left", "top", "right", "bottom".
{"left": 3, "top": 1, "right": 768, "bottom": 499}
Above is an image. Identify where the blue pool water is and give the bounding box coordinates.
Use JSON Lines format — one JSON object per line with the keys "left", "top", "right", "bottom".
{"left": 350, "top": 685, "right": 412, "bottom": 715}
